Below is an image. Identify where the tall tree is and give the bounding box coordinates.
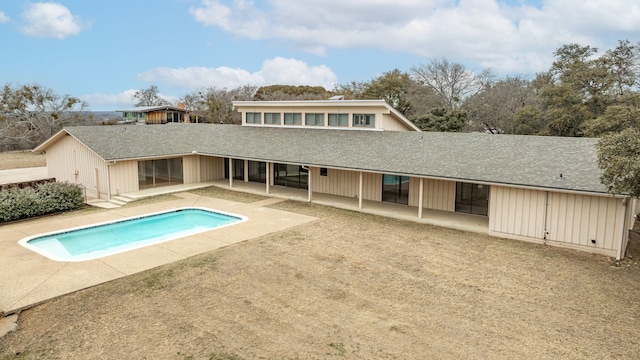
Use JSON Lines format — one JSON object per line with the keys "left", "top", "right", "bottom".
{"left": 360, "top": 69, "right": 416, "bottom": 114}
{"left": 413, "top": 108, "right": 467, "bottom": 132}
{"left": 253, "top": 85, "right": 329, "bottom": 100}
{"left": 132, "top": 85, "right": 171, "bottom": 107}
{"left": 182, "top": 85, "right": 256, "bottom": 124}
{"left": 411, "top": 58, "right": 493, "bottom": 110}
{"left": 466, "top": 76, "right": 537, "bottom": 133}
{"left": 530, "top": 40, "right": 640, "bottom": 136}
{"left": 0, "top": 83, "right": 87, "bottom": 150}
{"left": 597, "top": 127, "right": 640, "bottom": 197}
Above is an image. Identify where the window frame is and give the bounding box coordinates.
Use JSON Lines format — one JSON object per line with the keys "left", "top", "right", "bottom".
{"left": 305, "top": 113, "right": 325, "bottom": 126}
{"left": 264, "top": 112, "right": 281, "bottom": 125}
{"left": 328, "top": 113, "right": 349, "bottom": 127}
{"left": 246, "top": 112, "right": 261, "bottom": 124}
{"left": 353, "top": 113, "right": 375, "bottom": 127}
{"left": 284, "top": 112, "right": 302, "bottom": 125}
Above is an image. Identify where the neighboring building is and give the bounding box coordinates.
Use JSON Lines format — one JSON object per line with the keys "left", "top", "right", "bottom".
{"left": 116, "top": 105, "right": 188, "bottom": 125}
{"left": 34, "top": 100, "right": 638, "bottom": 261}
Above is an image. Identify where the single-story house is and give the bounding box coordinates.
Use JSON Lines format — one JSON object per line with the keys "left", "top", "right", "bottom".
{"left": 116, "top": 105, "right": 188, "bottom": 125}
{"left": 35, "top": 100, "right": 638, "bottom": 261}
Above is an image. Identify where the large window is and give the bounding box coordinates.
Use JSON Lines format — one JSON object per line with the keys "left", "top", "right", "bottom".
{"left": 353, "top": 114, "right": 375, "bottom": 127}
{"left": 138, "top": 158, "right": 183, "bottom": 189}
{"left": 223, "top": 158, "right": 245, "bottom": 180}
{"left": 382, "top": 175, "right": 409, "bottom": 204}
{"left": 284, "top": 113, "right": 302, "bottom": 125}
{"left": 305, "top": 113, "right": 324, "bottom": 126}
{"left": 167, "top": 111, "right": 184, "bottom": 123}
{"left": 264, "top": 113, "right": 281, "bottom": 125}
{"left": 246, "top": 112, "right": 261, "bottom": 124}
{"left": 328, "top": 113, "right": 348, "bottom": 127}
{"left": 274, "top": 163, "right": 308, "bottom": 189}
{"left": 248, "top": 161, "right": 267, "bottom": 183}
{"left": 455, "top": 182, "right": 489, "bottom": 216}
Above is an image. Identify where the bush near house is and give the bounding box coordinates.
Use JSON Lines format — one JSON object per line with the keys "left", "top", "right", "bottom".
{"left": 0, "top": 182, "right": 84, "bottom": 223}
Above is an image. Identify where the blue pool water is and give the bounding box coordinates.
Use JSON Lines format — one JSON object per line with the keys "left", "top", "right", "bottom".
{"left": 19, "top": 208, "right": 247, "bottom": 262}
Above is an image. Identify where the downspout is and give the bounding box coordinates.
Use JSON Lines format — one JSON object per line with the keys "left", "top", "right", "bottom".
{"left": 106, "top": 161, "right": 114, "bottom": 201}
{"left": 616, "top": 197, "right": 629, "bottom": 266}
{"left": 542, "top": 191, "right": 549, "bottom": 245}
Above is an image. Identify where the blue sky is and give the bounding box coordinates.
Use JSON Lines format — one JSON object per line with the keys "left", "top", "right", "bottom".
{"left": 1, "top": 0, "right": 639, "bottom": 110}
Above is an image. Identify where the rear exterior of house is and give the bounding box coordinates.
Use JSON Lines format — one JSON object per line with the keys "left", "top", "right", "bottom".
{"left": 36, "top": 100, "right": 638, "bottom": 260}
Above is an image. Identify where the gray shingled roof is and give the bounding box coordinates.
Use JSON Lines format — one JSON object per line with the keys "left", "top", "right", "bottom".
{"left": 60, "top": 124, "right": 606, "bottom": 194}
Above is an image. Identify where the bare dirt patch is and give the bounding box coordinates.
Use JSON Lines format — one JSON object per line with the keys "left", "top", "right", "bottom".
{"left": 1, "top": 195, "right": 640, "bottom": 359}
{"left": 0, "top": 151, "right": 46, "bottom": 170}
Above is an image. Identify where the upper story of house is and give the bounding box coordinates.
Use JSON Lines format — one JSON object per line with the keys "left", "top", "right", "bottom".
{"left": 116, "top": 105, "right": 188, "bottom": 125}
{"left": 232, "top": 99, "right": 421, "bottom": 132}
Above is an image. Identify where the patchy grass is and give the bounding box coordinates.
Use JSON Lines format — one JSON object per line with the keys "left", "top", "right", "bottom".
{"left": 2, "top": 198, "right": 640, "bottom": 359}
{"left": 0, "top": 151, "right": 46, "bottom": 170}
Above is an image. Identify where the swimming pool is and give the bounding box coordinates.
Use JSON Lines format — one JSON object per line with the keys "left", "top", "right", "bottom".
{"left": 19, "top": 207, "right": 247, "bottom": 262}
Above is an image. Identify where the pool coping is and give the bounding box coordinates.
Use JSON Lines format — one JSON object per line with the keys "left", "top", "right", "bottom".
{"left": 19, "top": 207, "right": 248, "bottom": 262}
{"left": 0, "top": 192, "right": 317, "bottom": 315}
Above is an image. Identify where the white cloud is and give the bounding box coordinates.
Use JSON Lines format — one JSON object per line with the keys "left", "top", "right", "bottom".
{"left": 0, "top": 11, "right": 10, "bottom": 23}
{"left": 136, "top": 57, "right": 338, "bottom": 90}
{"left": 189, "top": 0, "right": 640, "bottom": 74}
{"left": 20, "top": 2, "right": 88, "bottom": 39}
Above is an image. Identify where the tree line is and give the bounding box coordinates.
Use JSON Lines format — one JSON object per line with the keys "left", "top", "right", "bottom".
{"left": 1, "top": 40, "right": 639, "bottom": 196}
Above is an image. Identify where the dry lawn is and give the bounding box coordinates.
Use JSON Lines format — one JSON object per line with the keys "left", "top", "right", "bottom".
{"left": 0, "top": 152, "right": 46, "bottom": 170}
{"left": 1, "top": 193, "right": 640, "bottom": 359}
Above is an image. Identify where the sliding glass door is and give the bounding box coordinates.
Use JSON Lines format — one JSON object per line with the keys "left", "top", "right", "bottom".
{"left": 138, "top": 158, "right": 183, "bottom": 189}
{"left": 455, "top": 182, "right": 489, "bottom": 216}
{"left": 382, "top": 175, "right": 409, "bottom": 205}
{"left": 274, "top": 163, "right": 308, "bottom": 189}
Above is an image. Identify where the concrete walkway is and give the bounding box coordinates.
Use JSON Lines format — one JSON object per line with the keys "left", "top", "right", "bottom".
{"left": 0, "top": 192, "right": 317, "bottom": 315}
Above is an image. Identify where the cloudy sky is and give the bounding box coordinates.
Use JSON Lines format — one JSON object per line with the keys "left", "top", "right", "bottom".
{"left": 1, "top": 0, "right": 639, "bottom": 110}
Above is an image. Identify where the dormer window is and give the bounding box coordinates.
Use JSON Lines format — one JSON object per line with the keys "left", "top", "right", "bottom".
{"left": 246, "top": 112, "right": 261, "bottom": 124}
{"left": 328, "top": 113, "right": 348, "bottom": 127}
{"left": 305, "top": 113, "right": 324, "bottom": 126}
{"left": 353, "top": 114, "right": 375, "bottom": 127}
{"left": 284, "top": 113, "right": 302, "bottom": 125}
{"left": 264, "top": 113, "right": 281, "bottom": 125}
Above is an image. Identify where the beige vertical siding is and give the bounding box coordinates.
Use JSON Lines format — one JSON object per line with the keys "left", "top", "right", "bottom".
{"left": 311, "top": 168, "right": 381, "bottom": 201}
{"left": 381, "top": 113, "right": 413, "bottom": 131}
{"left": 45, "top": 135, "right": 108, "bottom": 199}
{"left": 182, "top": 155, "right": 200, "bottom": 184}
{"left": 489, "top": 186, "right": 546, "bottom": 239}
{"left": 489, "top": 186, "right": 625, "bottom": 254}
{"left": 547, "top": 192, "right": 623, "bottom": 251}
{"left": 200, "top": 156, "right": 225, "bottom": 181}
{"left": 108, "top": 160, "right": 139, "bottom": 196}
{"left": 408, "top": 178, "right": 455, "bottom": 211}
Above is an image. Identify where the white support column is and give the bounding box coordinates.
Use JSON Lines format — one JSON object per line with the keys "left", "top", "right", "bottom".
{"left": 228, "top": 158, "right": 233, "bottom": 188}
{"left": 358, "top": 172, "right": 363, "bottom": 209}
{"left": 418, "top": 177, "right": 424, "bottom": 218}
{"left": 265, "top": 162, "right": 270, "bottom": 194}
{"left": 244, "top": 159, "right": 249, "bottom": 182}
{"left": 307, "top": 166, "right": 312, "bottom": 202}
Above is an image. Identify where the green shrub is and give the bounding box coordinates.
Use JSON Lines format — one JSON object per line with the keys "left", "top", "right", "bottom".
{"left": 0, "top": 182, "right": 84, "bottom": 223}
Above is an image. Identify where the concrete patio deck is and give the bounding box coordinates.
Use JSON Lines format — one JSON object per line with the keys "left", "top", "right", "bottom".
{"left": 0, "top": 192, "right": 316, "bottom": 315}
{"left": 210, "top": 180, "right": 490, "bottom": 235}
